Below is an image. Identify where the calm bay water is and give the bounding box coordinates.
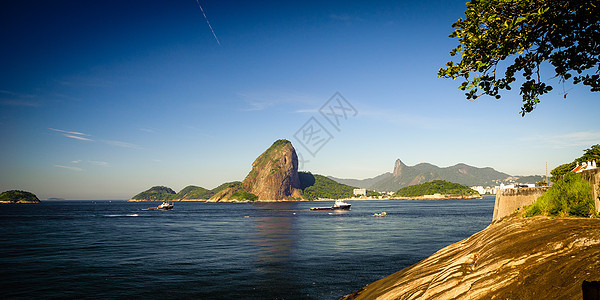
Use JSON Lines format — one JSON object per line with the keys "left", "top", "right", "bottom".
{"left": 0, "top": 197, "right": 495, "bottom": 299}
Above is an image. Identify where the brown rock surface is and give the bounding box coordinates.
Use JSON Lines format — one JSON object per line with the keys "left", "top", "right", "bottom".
{"left": 345, "top": 216, "right": 600, "bottom": 299}
{"left": 242, "top": 139, "right": 302, "bottom": 200}
{"left": 207, "top": 184, "right": 243, "bottom": 202}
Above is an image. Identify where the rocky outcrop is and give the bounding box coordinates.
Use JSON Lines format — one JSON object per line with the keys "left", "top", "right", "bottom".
{"left": 207, "top": 184, "right": 244, "bottom": 202}
{"left": 242, "top": 139, "right": 302, "bottom": 200}
{"left": 393, "top": 159, "right": 406, "bottom": 177}
{"left": 344, "top": 216, "right": 600, "bottom": 300}
{"left": 208, "top": 139, "right": 302, "bottom": 202}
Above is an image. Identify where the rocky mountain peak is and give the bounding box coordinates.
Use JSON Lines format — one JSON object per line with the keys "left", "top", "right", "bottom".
{"left": 393, "top": 159, "right": 407, "bottom": 177}
{"left": 242, "top": 139, "right": 302, "bottom": 200}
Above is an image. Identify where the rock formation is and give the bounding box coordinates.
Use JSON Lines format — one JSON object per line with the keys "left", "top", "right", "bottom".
{"left": 242, "top": 139, "right": 302, "bottom": 200}
{"left": 393, "top": 159, "right": 406, "bottom": 177}
{"left": 208, "top": 139, "right": 302, "bottom": 202}
{"left": 344, "top": 216, "right": 600, "bottom": 299}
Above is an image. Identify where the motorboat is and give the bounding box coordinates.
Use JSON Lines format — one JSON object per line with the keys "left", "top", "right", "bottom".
{"left": 310, "top": 199, "right": 351, "bottom": 211}
{"left": 145, "top": 201, "right": 174, "bottom": 210}
{"left": 332, "top": 199, "right": 351, "bottom": 210}
{"left": 157, "top": 201, "right": 174, "bottom": 210}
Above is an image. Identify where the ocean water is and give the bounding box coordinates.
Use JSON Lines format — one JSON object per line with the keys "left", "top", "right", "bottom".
{"left": 0, "top": 197, "right": 495, "bottom": 299}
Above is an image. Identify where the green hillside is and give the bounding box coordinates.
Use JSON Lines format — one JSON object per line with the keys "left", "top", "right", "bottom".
{"left": 131, "top": 186, "right": 176, "bottom": 201}
{"left": 132, "top": 182, "right": 246, "bottom": 201}
{"left": 393, "top": 180, "right": 479, "bottom": 198}
{"left": 0, "top": 190, "right": 40, "bottom": 203}
{"left": 299, "top": 172, "right": 358, "bottom": 200}
{"left": 175, "top": 185, "right": 213, "bottom": 200}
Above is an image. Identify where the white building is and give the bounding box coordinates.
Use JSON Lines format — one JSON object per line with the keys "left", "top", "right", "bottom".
{"left": 470, "top": 186, "right": 485, "bottom": 194}
{"left": 353, "top": 188, "right": 366, "bottom": 196}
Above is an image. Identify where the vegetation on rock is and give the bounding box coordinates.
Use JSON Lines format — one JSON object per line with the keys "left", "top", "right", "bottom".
{"left": 551, "top": 144, "right": 600, "bottom": 182}
{"left": 131, "top": 186, "right": 176, "bottom": 201}
{"left": 300, "top": 172, "right": 358, "bottom": 200}
{"left": 0, "top": 190, "right": 40, "bottom": 203}
{"left": 525, "top": 172, "right": 595, "bottom": 217}
{"left": 439, "top": 0, "right": 600, "bottom": 115}
{"left": 393, "top": 180, "right": 479, "bottom": 198}
{"left": 229, "top": 190, "right": 258, "bottom": 201}
{"left": 175, "top": 185, "right": 213, "bottom": 200}
{"left": 132, "top": 182, "right": 245, "bottom": 201}
{"left": 207, "top": 181, "right": 257, "bottom": 202}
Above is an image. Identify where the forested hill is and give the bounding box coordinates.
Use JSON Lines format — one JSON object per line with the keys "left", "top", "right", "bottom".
{"left": 0, "top": 190, "right": 40, "bottom": 203}
{"left": 299, "top": 172, "right": 372, "bottom": 200}
{"left": 130, "top": 183, "right": 239, "bottom": 201}
{"left": 393, "top": 180, "right": 480, "bottom": 198}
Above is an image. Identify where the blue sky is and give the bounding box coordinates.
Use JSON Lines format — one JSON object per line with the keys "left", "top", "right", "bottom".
{"left": 1, "top": 0, "right": 598, "bottom": 200}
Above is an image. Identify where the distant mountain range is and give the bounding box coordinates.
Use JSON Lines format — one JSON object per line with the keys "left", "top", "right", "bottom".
{"left": 329, "top": 159, "right": 543, "bottom": 192}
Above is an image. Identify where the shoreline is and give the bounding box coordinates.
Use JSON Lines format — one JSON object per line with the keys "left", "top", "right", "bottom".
{"left": 127, "top": 196, "right": 491, "bottom": 203}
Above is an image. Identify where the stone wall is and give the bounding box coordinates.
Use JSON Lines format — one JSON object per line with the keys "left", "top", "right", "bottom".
{"left": 492, "top": 187, "right": 550, "bottom": 221}
{"left": 580, "top": 168, "right": 600, "bottom": 212}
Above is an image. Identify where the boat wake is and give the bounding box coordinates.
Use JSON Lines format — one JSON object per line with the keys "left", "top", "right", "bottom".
{"left": 102, "top": 214, "right": 139, "bottom": 217}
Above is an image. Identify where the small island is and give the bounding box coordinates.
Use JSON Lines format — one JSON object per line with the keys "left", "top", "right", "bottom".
{"left": 0, "top": 190, "right": 41, "bottom": 203}
{"left": 393, "top": 180, "right": 480, "bottom": 200}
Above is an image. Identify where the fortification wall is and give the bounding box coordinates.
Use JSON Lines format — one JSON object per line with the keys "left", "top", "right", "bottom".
{"left": 492, "top": 187, "right": 550, "bottom": 221}
{"left": 580, "top": 168, "right": 600, "bottom": 212}
{"left": 493, "top": 169, "right": 600, "bottom": 221}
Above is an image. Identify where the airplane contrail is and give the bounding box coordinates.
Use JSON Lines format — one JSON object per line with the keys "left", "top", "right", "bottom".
{"left": 194, "top": 0, "right": 221, "bottom": 46}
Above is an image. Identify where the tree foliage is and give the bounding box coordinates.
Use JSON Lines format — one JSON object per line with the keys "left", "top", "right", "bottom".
{"left": 576, "top": 144, "right": 600, "bottom": 164}
{"left": 438, "top": 0, "right": 600, "bottom": 116}
{"left": 393, "top": 180, "right": 479, "bottom": 197}
{"left": 550, "top": 144, "right": 600, "bottom": 182}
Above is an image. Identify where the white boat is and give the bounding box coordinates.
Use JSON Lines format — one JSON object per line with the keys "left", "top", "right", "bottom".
{"left": 156, "top": 201, "right": 174, "bottom": 210}
{"left": 332, "top": 199, "right": 351, "bottom": 210}
{"left": 310, "top": 199, "right": 352, "bottom": 211}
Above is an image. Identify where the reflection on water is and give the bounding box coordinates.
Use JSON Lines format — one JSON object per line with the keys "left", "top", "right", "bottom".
{"left": 251, "top": 202, "right": 303, "bottom": 298}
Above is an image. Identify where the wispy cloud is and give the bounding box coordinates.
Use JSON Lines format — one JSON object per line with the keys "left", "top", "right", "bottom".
{"left": 49, "top": 128, "right": 94, "bottom": 141}
{"left": 521, "top": 131, "right": 600, "bottom": 148}
{"left": 88, "top": 160, "right": 109, "bottom": 166}
{"left": 139, "top": 128, "right": 155, "bottom": 133}
{"left": 49, "top": 128, "right": 88, "bottom": 136}
{"left": 64, "top": 134, "right": 93, "bottom": 141}
{"left": 0, "top": 90, "right": 40, "bottom": 107}
{"left": 54, "top": 165, "right": 83, "bottom": 171}
{"left": 72, "top": 160, "right": 82, "bottom": 164}
{"left": 102, "top": 140, "right": 140, "bottom": 149}
{"left": 50, "top": 128, "right": 141, "bottom": 149}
